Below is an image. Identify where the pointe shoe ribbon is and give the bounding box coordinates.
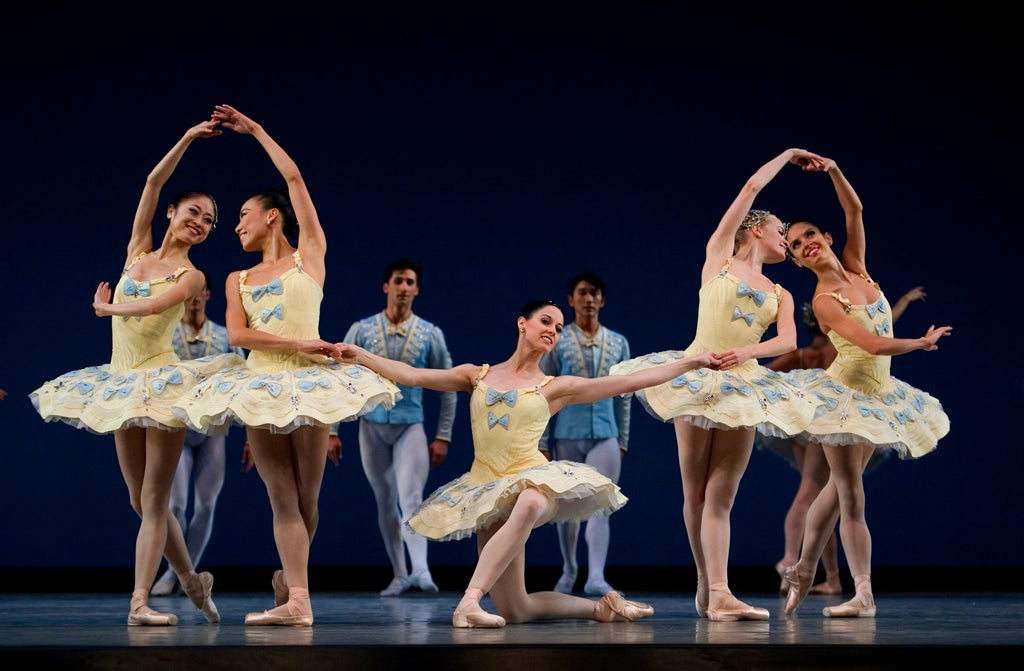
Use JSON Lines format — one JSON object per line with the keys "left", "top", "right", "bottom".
{"left": 596, "top": 591, "right": 654, "bottom": 622}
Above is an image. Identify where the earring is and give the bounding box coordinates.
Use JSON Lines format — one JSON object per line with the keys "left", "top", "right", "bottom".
{"left": 519, "top": 327, "right": 525, "bottom": 333}
{"left": 266, "top": 218, "right": 272, "bottom": 226}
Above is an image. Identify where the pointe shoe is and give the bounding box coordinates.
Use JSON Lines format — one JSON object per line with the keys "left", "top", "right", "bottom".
{"left": 379, "top": 576, "right": 410, "bottom": 597}
{"left": 584, "top": 579, "right": 616, "bottom": 596}
{"left": 553, "top": 572, "right": 577, "bottom": 594}
{"left": 784, "top": 566, "right": 814, "bottom": 615}
{"left": 272, "top": 570, "right": 289, "bottom": 607}
{"left": 182, "top": 572, "right": 220, "bottom": 624}
{"left": 822, "top": 597, "right": 876, "bottom": 618}
{"left": 244, "top": 609, "right": 314, "bottom": 626}
{"left": 824, "top": 575, "right": 874, "bottom": 618}
{"left": 409, "top": 570, "right": 439, "bottom": 593}
{"left": 452, "top": 588, "right": 506, "bottom": 628}
{"left": 595, "top": 590, "right": 654, "bottom": 622}
{"left": 707, "top": 586, "right": 769, "bottom": 622}
{"left": 453, "top": 611, "right": 507, "bottom": 627}
{"left": 247, "top": 588, "right": 313, "bottom": 627}
{"left": 127, "top": 602, "right": 178, "bottom": 626}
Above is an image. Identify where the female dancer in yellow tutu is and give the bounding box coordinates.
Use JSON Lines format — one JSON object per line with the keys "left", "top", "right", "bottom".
{"left": 175, "top": 105, "right": 399, "bottom": 626}
{"left": 335, "top": 300, "right": 720, "bottom": 627}
{"left": 608, "top": 149, "right": 827, "bottom": 621}
{"left": 30, "top": 118, "right": 233, "bottom": 626}
{"left": 782, "top": 156, "right": 950, "bottom": 618}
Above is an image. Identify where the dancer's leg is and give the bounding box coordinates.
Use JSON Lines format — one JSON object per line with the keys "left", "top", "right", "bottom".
{"left": 392, "top": 423, "right": 436, "bottom": 590}
{"left": 358, "top": 420, "right": 408, "bottom": 594}
{"left": 820, "top": 443, "right": 876, "bottom": 617}
{"left": 551, "top": 440, "right": 585, "bottom": 593}
{"left": 581, "top": 438, "right": 620, "bottom": 595}
{"left": 675, "top": 419, "right": 712, "bottom": 615}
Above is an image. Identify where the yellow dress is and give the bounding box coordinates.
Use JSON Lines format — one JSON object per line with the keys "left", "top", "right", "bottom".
{"left": 175, "top": 251, "right": 399, "bottom": 434}
{"left": 407, "top": 364, "right": 628, "bottom": 542}
{"left": 798, "top": 286, "right": 949, "bottom": 459}
{"left": 610, "top": 258, "right": 820, "bottom": 437}
{"left": 30, "top": 253, "right": 242, "bottom": 434}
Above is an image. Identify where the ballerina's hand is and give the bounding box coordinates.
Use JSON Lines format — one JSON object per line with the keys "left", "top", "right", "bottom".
{"left": 332, "top": 343, "right": 360, "bottom": 363}
{"left": 188, "top": 119, "right": 222, "bottom": 140}
{"left": 212, "top": 104, "right": 256, "bottom": 135}
{"left": 93, "top": 282, "right": 112, "bottom": 316}
{"left": 695, "top": 349, "right": 723, "bottom": 370}
{"left": 923, "top": 325, "right": 952, "bottom": 350}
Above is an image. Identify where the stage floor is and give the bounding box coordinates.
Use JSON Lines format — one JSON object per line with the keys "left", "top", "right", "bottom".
{"left": 2, "top": 590, "right": 1021, "bottom": 669}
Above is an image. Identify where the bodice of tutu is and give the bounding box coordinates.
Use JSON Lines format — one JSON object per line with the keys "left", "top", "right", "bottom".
{"left": 798, "top": 282, "right": 949, "bottom": 458}
{"left": 688, "top": 260, "right": 781, "bottom": 374}
{"left": 405, "top": 364, "right": 627, "bottom": 542}
{"left": 239, "top": 251, "right": 323, "bottom": 372}
{"left": 607, "top": 258, "right": 818, "bottom": 435}
{"left": 110, "top": 266, "right": 189, "bottom": 370}
{"left": 821, "top": 292, "right": 893, "bottom": 393}
{"left": 468, "top": 367, "right": 552, "bottom": 482}
{"left": 173, "top": 250, "right": 399, "bottom": 434}
{"left": 30, "top": 256, "right": 245, "bottom": 434}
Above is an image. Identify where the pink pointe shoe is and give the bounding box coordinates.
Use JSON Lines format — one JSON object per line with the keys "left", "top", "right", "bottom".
{"left": 784, "top": 565, "right": 815, "bottom": 615}
{"left": 707, "top": 583, "right": 769, "bottom": 622}
{"left": 182, "top": 571, "right": 220, "bottom": 624}
{"left": 245, "top": 587, "right": 313, "bottom": 627}
{"left": 452, "top": 588, "right": 505, "bottom": 628}
{"left": 823, "top": 575, "right": 876, "bottom": 618}
{"left": 127, "top": 588, "right": 178, "bottom": 626}
{"left": 595, "top": 591, "right": 654, "bottom": 622}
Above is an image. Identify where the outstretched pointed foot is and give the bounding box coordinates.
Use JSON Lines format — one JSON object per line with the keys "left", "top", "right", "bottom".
{"left": 784, "top": 565, "right": 815, "bottom": 615}
{"left": 594, "top": 591, "right": 654, "bottom": 622}
{"left": 182, "top": 571, "right": 220, "bottom": 624}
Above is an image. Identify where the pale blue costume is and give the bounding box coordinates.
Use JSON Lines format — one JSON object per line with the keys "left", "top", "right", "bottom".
{"left": 342, "top": 311, "right": 456, "bottom": 595}
{"left": 539, "top": 322, "right": 631, "bottom": 595}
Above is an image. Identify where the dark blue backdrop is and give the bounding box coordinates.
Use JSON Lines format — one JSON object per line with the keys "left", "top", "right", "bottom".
{"left": 2, "top": 5, "right": 1017, "bottom": 573}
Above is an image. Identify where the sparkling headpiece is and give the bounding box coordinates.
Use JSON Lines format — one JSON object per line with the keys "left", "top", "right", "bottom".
{"left": 741, "top": 209, "right": 773, "bottom": 229}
